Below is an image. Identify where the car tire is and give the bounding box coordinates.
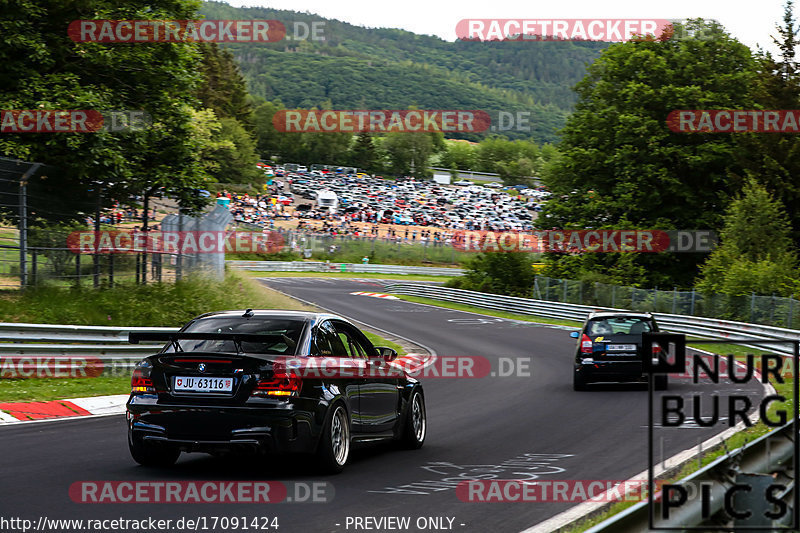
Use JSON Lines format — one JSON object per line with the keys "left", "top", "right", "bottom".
{"left": 400, "top": 390, "right": 426, "bottom": 449}
{"left": 128, "top": 434, "right": 180, "bottom": 467}
{"left": 573, "top": 371, "right": 588, "bottom": 391}
{"left": 654, "top": 374, "right": 668, "bottom": 391}
{"left": 316, "top": 403, "right": 351, "bottom": 474}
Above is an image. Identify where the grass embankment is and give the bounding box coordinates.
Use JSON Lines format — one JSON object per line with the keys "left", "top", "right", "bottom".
{"left": 0, "top": 271, "right": 402, "bottom": 403}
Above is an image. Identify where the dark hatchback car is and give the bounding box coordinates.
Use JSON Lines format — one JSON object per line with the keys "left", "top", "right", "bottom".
{"left": 571, "top": 312, "right": 667, "bottom": 391}
{"left": 126, "top": 310, "right": 426, "bottom": 473}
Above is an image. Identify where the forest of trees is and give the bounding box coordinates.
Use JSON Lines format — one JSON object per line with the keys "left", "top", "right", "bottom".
{"left": 199, "top": 1, "right": 606, "bottom": 143}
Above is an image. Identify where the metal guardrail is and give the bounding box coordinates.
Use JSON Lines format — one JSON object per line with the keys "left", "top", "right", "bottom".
{"left": 0, "top": 323, "right": 176, "bottom": 359}
{"left": 227, "top": 260, "right": 464, "bottom": 276}
{"left": 381, "top": 283, "right": 800, "bottom": 356}
{"left": 584, "top": 422, "right": 797, "bottom": 532}
{"left": 379, "top": 282, "right": 800, "bottom": 531}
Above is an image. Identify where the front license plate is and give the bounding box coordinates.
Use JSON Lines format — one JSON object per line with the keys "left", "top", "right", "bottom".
{"left": 174, "top": 376, "right": 233, "bottom": 393}
{"left": 607, "top": 344, "right": 637, "bottom": 351}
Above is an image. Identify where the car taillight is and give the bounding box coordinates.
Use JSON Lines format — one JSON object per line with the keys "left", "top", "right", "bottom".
{"left": 580, "top": 334, "right": 593, "bottom": 354}
{"left": 251, "top": 375, "right": 302, "bottom": 398}
{"left": 131, "top": 368, "right": 154, "bottom": 393}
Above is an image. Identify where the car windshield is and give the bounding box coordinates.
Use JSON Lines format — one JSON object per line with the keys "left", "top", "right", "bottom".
{"left": 164, "top": 317, "right": 307, "bottom": 355}
{"left": 587, "top": 317, "right": 653, "bottom": 336}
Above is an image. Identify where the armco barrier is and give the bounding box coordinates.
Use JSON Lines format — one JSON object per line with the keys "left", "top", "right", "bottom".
{"left": 381, "top": 282, "right": 800, "bottom": 356}
{"left": 226, "top": 260, "right": 463, "bottom": 276}
{"left": 0, "top": 324, "right": 176, "bottom": 377}
{"left": 580, "top": 422, "right": 797, "bottom": 533}
{"left": 381, "top": 282, "right": 800, "bottom": 531}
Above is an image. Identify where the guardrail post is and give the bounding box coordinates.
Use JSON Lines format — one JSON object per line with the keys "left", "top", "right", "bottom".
{"left": 672, "top": 287, "right": 677, "bottom": 314}
{"left": 770, "top": 294, "right": 776, "bottom": 323}
{"left": 611, "top": 285, "right": 616, "bottom": 308}
{"left": 751, "top": 292, "right": 756, "bottom": 322}
{"left": 74, "top": 252, "right": 81, "bottom": 287}
{"left": 653, "top": 287, "right": 658, "bottom": 311}
{"left": 789, "top": 297, "right": 794, "bottom": 329}
{"left": 690, "top": 289, "right": 696, "bottom": 315}
{"left": 562, "top": 279, "right": 567, "bottom": 302}
{"left": 31, "top": 249, "right": 37, "bottom": 285}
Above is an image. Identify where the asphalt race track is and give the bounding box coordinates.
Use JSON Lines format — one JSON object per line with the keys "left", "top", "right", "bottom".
{"left": 0, "top": 278, "right": 767, "bottom": 533}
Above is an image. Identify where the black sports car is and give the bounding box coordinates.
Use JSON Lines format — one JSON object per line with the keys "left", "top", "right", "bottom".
{"left": 571, "top": 311, "right": 668, "bottom": 391}
{"left": 126, "top": 310, "right": 426, "bottom": 473}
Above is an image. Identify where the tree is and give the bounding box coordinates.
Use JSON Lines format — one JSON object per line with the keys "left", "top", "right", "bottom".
{"left": 382, "top": 131, "right": 444, "bottom": 177}
{"left": 447, "top": 253, "right": 535, "bottom": 297}
{"left": 440, "top": 140, "right": 477, "bottom": 171}
{"left": 348, "top": 132, "right": 379, "bottom": 173}
{"left": 0, "top": 0, "right": 212, "bottom": 221}
{"left": 696, "top": 179, "right": 799, "bottom": 297}
{"left": 197, "top": 43, "right": 254, "bottom": 128}
{"left": 540, "top": 19, "right": 761, "bottom": 286}
{"left": 730, "top": 1, "right": 800, "bottom": 238}
{"left": 206, "top": 117, "right": 261, "bottom": 184}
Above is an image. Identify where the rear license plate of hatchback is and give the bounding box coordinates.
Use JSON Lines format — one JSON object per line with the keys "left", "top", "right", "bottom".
{"left": 607, "top": 344, "right": 637, "bottom": 352}
{"left": 174, "top": 376, "right": 233, "bottom": 393}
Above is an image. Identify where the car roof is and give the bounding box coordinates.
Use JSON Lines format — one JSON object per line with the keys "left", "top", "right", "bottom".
{"left": 587, "top": 311, "right": 654, "bottom": 319}
{"left": 192, "top": 309, "right": 348, "bottom": 324}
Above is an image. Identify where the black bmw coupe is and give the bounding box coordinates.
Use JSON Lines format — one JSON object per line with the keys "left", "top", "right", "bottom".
{"left": 126, "top": 310, "right": 426, "bottom": 473}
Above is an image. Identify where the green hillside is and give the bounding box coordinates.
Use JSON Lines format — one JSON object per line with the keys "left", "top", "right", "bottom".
{"left": 200, "top": 1, "right": 609, "bottom": 142}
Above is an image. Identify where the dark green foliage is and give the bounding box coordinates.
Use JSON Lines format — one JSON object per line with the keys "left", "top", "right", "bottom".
{"left": 540, "top": 20, "right": 762, "bottom": 287}
{"left": 199, "top": 1, "right": 608, "bottom": 143}
{"left": 447, "top": 253, "right": 535, "bottom": 296}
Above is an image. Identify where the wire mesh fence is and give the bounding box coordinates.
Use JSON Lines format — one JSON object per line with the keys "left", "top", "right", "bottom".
{"left": 532, "top": 275, "right": 800, "bottom": 329}
{"left": 0, "top": 224, "right": 179, "bottom": 289}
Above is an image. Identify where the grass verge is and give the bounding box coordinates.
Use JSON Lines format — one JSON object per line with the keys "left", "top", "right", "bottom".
{"left": 0, "top": 270, "right": 313, "bottom": 327}
{"left": 393, "top": 294, "right": 583, "bottom": 328}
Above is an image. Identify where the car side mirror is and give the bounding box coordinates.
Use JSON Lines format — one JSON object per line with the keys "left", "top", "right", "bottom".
{"left": 374, "top": 346, "right": 398, "bottom": 362}
{"left": 570, "top": 331, "right": 580, "bottom": 338}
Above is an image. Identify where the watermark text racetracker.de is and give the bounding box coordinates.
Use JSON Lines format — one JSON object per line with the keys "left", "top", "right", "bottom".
{"left": 668, "top": 109, "right": 800, "bottom": 133}
{"left": 67, "top": 230, "right": 285, "bottom": 255}
{"left": 273, "top": 109, "right": 492, "bottom": 133}
{"left": 0, "top": 110, "right": 152, "bottom": 133}
{"left": 452, "top": 230, "right": 717, "bottom": 253}
{"left": 273, "top": 353, "right": 531, "bottom": 380}
{"left": 457, "top": 479, "right": 665, "bottom": 502}
{"left": 456, "top": 19, "right": 675, "bottom": 42}
{"left": 69, "top": 480, "right": 332, "bottom": 504}
{"left": 68, "top": 19, "right": 327, "bottom": 43}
